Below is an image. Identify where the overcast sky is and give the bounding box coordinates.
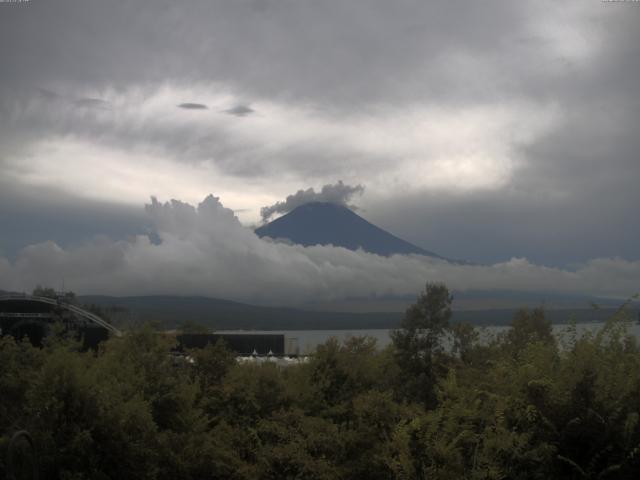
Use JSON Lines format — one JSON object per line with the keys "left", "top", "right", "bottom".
{"left": 0, "top": 1, "right": 638, "bottom": 302}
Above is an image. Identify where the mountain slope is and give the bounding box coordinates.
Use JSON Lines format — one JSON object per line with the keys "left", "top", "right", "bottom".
{"left": 255, "top": 202, "right": 442, "bottom": 257}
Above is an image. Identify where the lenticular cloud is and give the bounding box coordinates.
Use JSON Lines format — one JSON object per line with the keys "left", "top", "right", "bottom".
{"left": 0, "top": 195, "right": 638, "bottom": 304}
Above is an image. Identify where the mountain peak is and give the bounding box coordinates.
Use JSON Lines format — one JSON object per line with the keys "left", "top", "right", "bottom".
{"left": 255, "top": 202, "right": 442, "bottom": 258}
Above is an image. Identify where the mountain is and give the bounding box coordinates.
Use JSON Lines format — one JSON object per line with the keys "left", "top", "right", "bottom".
{"left": 255, "top": 202, "right": 442, "bottom": 257}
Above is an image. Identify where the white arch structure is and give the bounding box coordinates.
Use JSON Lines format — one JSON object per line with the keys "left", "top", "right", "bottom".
{"left": 0, "top": 294, "right": 122, "bottom": 337}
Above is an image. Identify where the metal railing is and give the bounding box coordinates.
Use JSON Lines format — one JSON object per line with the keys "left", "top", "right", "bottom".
{"left": 0, "top": 294, "right": 122, "bottom": 337}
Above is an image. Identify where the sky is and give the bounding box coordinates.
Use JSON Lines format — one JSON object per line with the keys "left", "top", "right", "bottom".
{"left": 0, "top": 0, "right": 638, "bottom": 303}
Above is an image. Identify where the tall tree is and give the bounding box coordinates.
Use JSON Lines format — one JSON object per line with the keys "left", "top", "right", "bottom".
{"left": 391, "top": 282, "right": 453, "bottom": 408}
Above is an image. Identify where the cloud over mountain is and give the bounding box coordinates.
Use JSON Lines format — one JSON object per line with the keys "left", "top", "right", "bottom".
{"left": 261, "top": 182, "right": 365, "bottom": 221}
{"left": 0, "top": 196, "right": 637, "bottom": 305}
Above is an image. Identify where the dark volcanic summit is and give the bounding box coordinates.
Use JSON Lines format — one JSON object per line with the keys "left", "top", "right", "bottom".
{"left": 255, "top": 202, "right": 442, "bottom": 258}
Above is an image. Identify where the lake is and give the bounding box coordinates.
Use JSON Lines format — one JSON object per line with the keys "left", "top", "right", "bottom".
{"left": 217, "top": 321, "right": 640, "bottom": 355}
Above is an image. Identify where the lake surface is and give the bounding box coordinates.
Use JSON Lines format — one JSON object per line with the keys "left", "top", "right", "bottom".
{"left": 218, "top": 321, "right": 640, "bottom": 355}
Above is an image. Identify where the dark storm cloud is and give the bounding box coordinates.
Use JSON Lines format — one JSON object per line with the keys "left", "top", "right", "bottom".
{"left": 0, "top": 0, "right": 529, "bottom": 103}
{"left": 1, "top": 1, "right": 611, "bottom": 108}
{"left": 261, "top": 181, "right": 365, "bottom": 221}
{"left": 177, "top": 103, "right": 208, "bottom": 110}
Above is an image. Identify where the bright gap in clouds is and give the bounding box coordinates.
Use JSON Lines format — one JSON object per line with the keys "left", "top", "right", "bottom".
{"left": 9, "top": 137, "right": 273, "bottom": 217}
{"left": 3, "top": 84, "right": 561, "bottom": 224}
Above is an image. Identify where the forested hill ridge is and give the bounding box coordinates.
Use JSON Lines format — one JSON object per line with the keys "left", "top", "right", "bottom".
{"left": 255, "top": 202, "right": 444, "bottom": 258}
{"left": 77, "top": 293, "right": 635, "bottom": 330}
{"left": 3, "top": 289, "right": 635, "bottom": 330}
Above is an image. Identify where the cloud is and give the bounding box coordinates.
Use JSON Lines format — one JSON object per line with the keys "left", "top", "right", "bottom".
{"left": 177, "top": 102, "right": 208, "bottom": 110}
{"left": 261, "top": 181, "right": 365, "bottom": 221}
{"left": 224, "top": 104, "right": 254, "bottom": 117}
{"left": 0, "top": 0, "right": 637, "bottom": 267}
{"left": 0, "top": 176, "right": 148, "bottom": 260}
{"left": 0, "top": 195, "right": 637, "bottom": 305}
{"left": 0, "top": 1, "right": 610, "bottom": 107}
{"left": 2, "top": 85, "right": 552, "bottom": 197}
{"left": 73, "top": 97, "right": 109, "bottom": 109}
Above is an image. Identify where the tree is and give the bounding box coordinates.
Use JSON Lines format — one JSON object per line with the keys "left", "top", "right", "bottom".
{"left": 451, "top": 322, "right": 478, "bottom": 364}
{"left": 32, "top": 285, "right": 76, "bottom": 304}
{"left": 505, "top": 307, "right": 554, "bottom": 356}
{"left": 391, "top": 282, "right": 453, "bottom": 408}
{"left": 32, "top": 285, "right": 57, "bottom": 299}
{"left": 180, "top": 320, "right": 212, "bottom": 334}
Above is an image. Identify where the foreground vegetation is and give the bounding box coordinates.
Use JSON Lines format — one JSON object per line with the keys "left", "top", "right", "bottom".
{"left": 2, "top": 284, "right": 640, "bottom": 479}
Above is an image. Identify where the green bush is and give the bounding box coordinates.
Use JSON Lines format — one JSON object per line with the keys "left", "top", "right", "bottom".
{"left": 1, "top": 288, "right": 640, "bottom": 479}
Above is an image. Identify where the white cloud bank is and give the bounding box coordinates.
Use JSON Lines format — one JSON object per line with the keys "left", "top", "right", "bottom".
{"left": 0, "top": 196, "right": 637, "bottom": 305}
